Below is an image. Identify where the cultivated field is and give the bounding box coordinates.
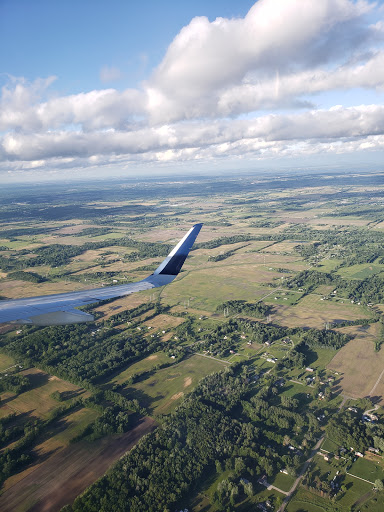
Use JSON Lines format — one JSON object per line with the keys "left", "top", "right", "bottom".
{"left": 0, "top": 417, "right": 156, "bottom": 512}
{"left": 328, "top": 325, "right": 384, "bottom": 400}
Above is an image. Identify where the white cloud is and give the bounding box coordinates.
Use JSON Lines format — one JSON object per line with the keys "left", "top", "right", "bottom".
{"left": 146, "top": 0, "right": 376, "bottom": 122}
{"left": 0, "top": 0, "right": 383, "bottom": 176}
{"left": 2, "top": 105, "right": 384, "bottom": 162}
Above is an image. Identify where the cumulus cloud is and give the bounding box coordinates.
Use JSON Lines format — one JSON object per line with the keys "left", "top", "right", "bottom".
{"left": 146, "top": 0, "right": 377, "bottom": 122}
{"left": 0, "top": 0, "right": 383, "bottom": 176}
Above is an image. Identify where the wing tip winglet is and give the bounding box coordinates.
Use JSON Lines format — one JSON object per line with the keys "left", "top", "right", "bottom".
{"left": 152, "top": 223, "right": 202, "bottom": 277}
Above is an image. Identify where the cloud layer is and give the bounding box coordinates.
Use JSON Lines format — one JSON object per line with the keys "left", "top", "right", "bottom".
{"left": 1, "top": 0, "right": 384, "bottom": 176}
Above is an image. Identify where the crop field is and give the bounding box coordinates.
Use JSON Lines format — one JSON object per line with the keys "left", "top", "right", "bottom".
{"left": 0, "top": 417, "right": 156, "bottom": 512}
{"left": 327, "top": 329, "right": 384, "bottom": 400}
{"left": 121, "top": 354, "right": 229, "bottom": 415}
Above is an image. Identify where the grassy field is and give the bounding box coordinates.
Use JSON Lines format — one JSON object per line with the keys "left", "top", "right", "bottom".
{"left": 271, "top": 472, "right": 295, "bottom": 492}
{"left": 272, "top": 293, "right": 371, "bottom": 329}
{"left": 161, "top": 266, "right": 273, "bottom": 311}
{"left": 107, "top": 351, "right": 172, "bottom": 386}
{"left": 0, "top": 352, "right": 16, "bottom": 371}
{"left": 287, "top": 488, "right": 330, "bottom": 512}
{"left": 336, "top": 263, "right": 384, "bottom": 280}
{"left": 0, "top": 368, "right": 86, "bottom": 420}
{"left": 321, "top": 437, "right": 340, "bottom": 453}
{"left": 348, "top": 456, "right": 384, "bottom": 483}
{"left": 120, "top": 354, "right": 229, "bottom": 415}
{"left": 26, "top": 406, "right": 101, "bottom": 461}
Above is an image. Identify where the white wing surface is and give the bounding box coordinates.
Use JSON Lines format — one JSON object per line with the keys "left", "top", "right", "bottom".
{"left": 0, "top": 224, "right": 202, "bottom": 326}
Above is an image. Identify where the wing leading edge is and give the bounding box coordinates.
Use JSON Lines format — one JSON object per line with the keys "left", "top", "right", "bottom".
{"left": 0, "top": 224, "right": 202, "bottom": 326}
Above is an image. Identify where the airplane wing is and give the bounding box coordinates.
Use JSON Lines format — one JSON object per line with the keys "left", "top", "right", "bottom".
{"left": 0, "top": 223, "right": 202, "bottom": 326}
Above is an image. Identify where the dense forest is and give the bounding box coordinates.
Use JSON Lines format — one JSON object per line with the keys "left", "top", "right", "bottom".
{"left": 67, "top": 363, "right": 321, "bottom": 512}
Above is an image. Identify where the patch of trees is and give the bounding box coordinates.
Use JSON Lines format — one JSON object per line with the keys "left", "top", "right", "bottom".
{"left": 0, "top": 226, "right": 58, "bottom": 238}
{"left": 3, "top": 322, "right": 163, "bottom": 386}
{"left": 71, "top": 404, "right": 132, "bottom": 442}
{"left": 287, "top": 270, "right": 335, "bottom": 292}
{"left": 197, "top": 234, "right": 255, "bottom": 250}
{"left": 7, "top": 270, "right": 45, "bottom": 283}
{"left": 0, "top": 414, "right": 25, "bottom": 449}
{"left": 340, "top": 275, "right": 384, "bottom": 305}
{"left": 0, "top": 374, "right": 31, "bottom": 394}
{"left": 250, "top": 220, "right": 284, "bottom": 228}
{"left": 300, "top": 329, "right": 351, "bottom": 350}
{"left": 325, "top": 410, "right": 371, "bottom": 453}
{"left": 217, "top": 300, "right": 271, "bottom": 318}
{"left": 282, "top": 342, "right": 307, "bottom": 368}
{"left": 71, "top": 227, "right": 112, "bottom": 237}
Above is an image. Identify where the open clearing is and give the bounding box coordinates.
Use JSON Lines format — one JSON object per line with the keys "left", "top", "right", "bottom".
{"left": 0, "top": 417, "right": 156, "bottom": 512}
{"left": 142, "top": 313, "right": 185, "bottom": 331}
{"left": 162, "top": 266, "right": 276, "bottom": 310}
{"left": 0, "top": 352, "right": 16, "bottom": 371}
{"left": 107, "top": 351, "right": 172, "bottom": 386}
{"left": 0, "top": 368, "right": 86, "bottom": 420}
{"left": 122, "top": 354, "right": 227, "bottom": 415}
{"left": 328, "top": 326, "right": 384, "bottom": 400}
{"left": 271, "top": 293, "right": 371, "bottom": 329}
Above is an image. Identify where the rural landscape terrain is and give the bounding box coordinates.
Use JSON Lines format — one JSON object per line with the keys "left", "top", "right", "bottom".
{"left": 1, "top": 169, "right": 384, "bottom": 512}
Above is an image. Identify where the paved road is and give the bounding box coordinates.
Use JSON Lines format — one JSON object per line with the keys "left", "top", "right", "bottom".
{"left": 277, "top": 435, "right": 325, "bottom": 512}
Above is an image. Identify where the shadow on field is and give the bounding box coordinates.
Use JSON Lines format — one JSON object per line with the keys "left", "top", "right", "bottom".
{"left": 59, "top": 389, "right": 86, "bottom": 401}
{"left": 123, "top": 386, "right": 165, "bottom": 415}
{"left": 28, "top": 372, "right": 49, "bottom": 390}
{"left": 365, "top": 394, "right": 382, "bottom": 405}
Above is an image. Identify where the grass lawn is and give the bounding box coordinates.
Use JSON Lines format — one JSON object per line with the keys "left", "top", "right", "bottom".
{"left": 271, "top": 472, "right": 295, "bottom": 492}
{"left": 336, "top": 474, "right": 373, "bottom": 509}
{"left": 0, "top": 352, "right": 16, "bottom": 371}
{"left": 287, "top": 487, "right": 334, "bottom": 512}
{"left": 321, "top": 437, "right": 340, "bottom": 454}
{"left": 348, "top": 457, "right": 384, "bottom": 483}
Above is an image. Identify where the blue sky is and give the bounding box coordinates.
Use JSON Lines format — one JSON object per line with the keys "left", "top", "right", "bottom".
{"left": 0, "top": 0, "right": 254, "bottom": 93}
{"left": 0, "top": 0, "right": 384, "bottom": 181}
